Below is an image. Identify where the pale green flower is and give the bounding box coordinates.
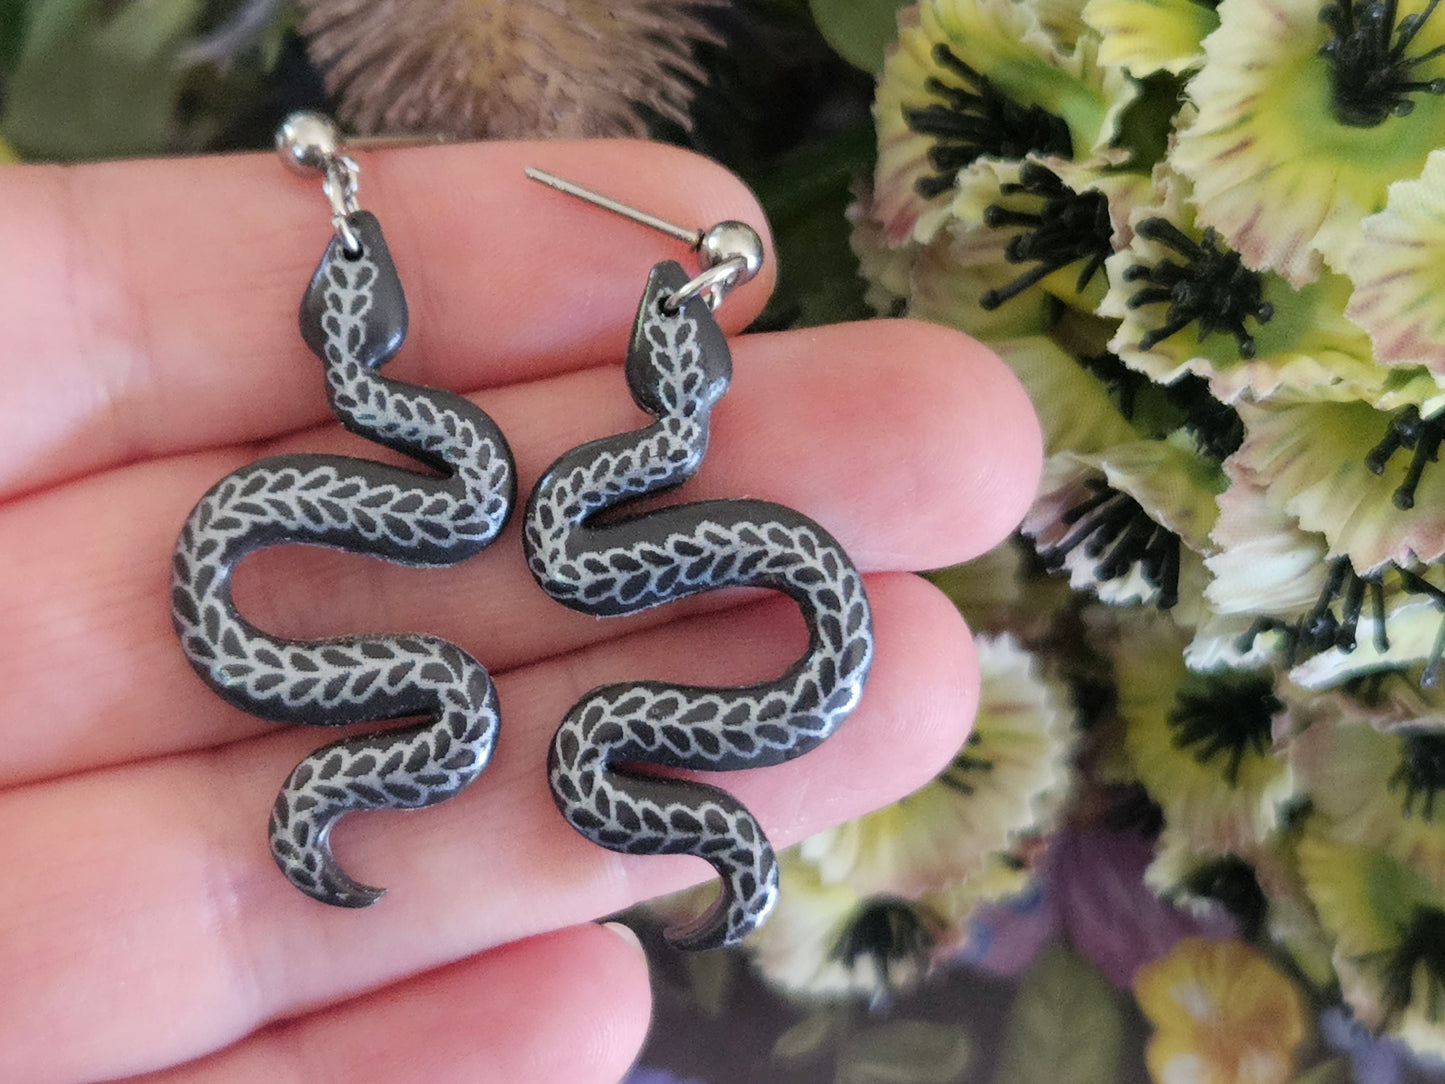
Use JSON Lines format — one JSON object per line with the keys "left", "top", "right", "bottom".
{"left": 1172, "top": 0, "right": 1445, "bottom": 285}
{"left": 1083, "top": 0, "right": 1220, "bottom": 76}
{"left": 1298, "top": 830, "right": 1445, "bottom": 1057}
{"left": 873, "top": 0, "right": 1137, "bottom": 245}
{"left": 799, "top": 634, "right": 1075, "bottom": 898}
{"left": 1114, "top": 611, "right": 1294, "bottom": 853}
{"left": 1022, "top": 436, "right": 1221, "bottom": 614}
{"left": 1097, "top": 167, "right": 1383, "bottom": 405}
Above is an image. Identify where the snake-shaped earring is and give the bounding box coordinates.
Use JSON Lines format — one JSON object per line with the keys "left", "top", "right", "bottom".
{"left": 522, "top": 170, "right": 874, "bottom": 950}
{"left": 171, "top": 114, "right": 516, "bottom": 906}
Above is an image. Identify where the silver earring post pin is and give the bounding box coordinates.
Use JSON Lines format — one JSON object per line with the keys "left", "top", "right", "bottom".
{"left": 524, "top": 166, "right": 765, "bottom": 311}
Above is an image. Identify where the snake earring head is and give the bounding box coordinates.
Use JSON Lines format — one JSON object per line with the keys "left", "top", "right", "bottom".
{"left": 169, "top": 112, "right": 516, "bottom": 907}
{"left": 521, "top": 168, "right": 874, "bottom": 951}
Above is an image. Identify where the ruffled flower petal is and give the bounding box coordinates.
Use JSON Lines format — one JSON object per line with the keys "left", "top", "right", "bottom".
{"left": 1023, "top": 438, "right": 1220, "bottom": 614}
{"left": 799, "top": 633, "right": 1075, "bottom": 898}
{"left": 1347, "top": 149, "right": 1445, "bottom": 374}
{"left": 873, "top": 0, "right": 1137, "bottom": 244}
{"left": 1171, "top": 0, "right": 1445, "bottom": 285}
{"left": 1083, "top": 0, "right": 1219, "bottom": 77}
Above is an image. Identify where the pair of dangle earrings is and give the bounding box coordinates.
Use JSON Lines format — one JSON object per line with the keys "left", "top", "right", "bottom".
{"left": 170, "top": 113, "right": 874, "bottom": 950}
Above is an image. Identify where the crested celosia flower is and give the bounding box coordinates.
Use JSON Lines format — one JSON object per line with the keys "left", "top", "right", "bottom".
{"left": 799, "top": 633, "right": 1075, "bottom": 898}
{"left": 872, "top": 0, "right": 1136, "bottom": 245}
{"left": 1083, "top": 0, "right": 1219, "bottom": 76}
{"left": 295, "top": 0, "right": 720, "bottom": 137}
{"left": 1348, "top": 149, "right": 1445, "bottom": 374}
{"left": 1172, "top": 0, "right": 1445, "bottom": 285}
{"left": 1135, "top": 936, "right": 1309, "bottom": 1084}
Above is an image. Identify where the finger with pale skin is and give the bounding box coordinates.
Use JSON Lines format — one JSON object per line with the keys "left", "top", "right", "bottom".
{"left": 0, "top": 573, "right": 972, "bottom": 1084}
{"left": 0, "top": 139, "right": 774, "bottom": 501}
{"left": 0, "top": 320, "right": 1037, "bottom": 787}
{"left": 120, "top": 924, "right": 651, "bottom": 1084}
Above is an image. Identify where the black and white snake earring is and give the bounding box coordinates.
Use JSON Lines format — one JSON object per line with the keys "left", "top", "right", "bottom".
{"left": 522, "top": 169, "right": 875, "bottom": 950}
{"left": 170, "top": 114, "right": 516, "bottom": 906}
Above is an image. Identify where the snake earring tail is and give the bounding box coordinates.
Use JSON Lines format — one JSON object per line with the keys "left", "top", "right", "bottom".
{"left": 171, "top": 113, "right": 516, "bottom": 906}
{"left": 522, "top": 169, "right": 874, "bottom": 950}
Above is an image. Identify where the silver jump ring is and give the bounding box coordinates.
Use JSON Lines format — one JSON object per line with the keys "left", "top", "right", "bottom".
{"left": 323, "top": 156, "right": 363, "bottom": 255}
{"left": 663, "top": 256, "right": 747, "bottom": 313}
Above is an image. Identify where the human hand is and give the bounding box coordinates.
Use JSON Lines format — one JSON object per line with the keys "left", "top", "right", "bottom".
{"left": 0, "top": 139, "right": 1040, "bottom": 1083}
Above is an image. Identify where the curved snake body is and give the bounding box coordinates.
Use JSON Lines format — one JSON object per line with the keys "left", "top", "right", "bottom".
{"left": 171, "top": 212, "right": 515, "bottom": 906}
{"left": 524, "top": 262, "right": 874, "bottom": 949}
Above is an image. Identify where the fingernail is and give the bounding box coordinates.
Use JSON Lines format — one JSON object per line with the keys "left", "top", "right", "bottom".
{"left": 602, "top": 920, "right": 646, "bottom": 959}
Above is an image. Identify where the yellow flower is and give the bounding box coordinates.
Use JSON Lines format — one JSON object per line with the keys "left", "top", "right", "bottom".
{"left": 1135, "top": 936, "right": 1308, "bottom": 1084}
{"left": 1084, "top": 0, "right": 1220, "bottom": 77}
{"left": 872, "top": 0, "right": 1136, "bottom": 245}
{"left": 1172, "top": 0, "right": 1445, "bottom": 285}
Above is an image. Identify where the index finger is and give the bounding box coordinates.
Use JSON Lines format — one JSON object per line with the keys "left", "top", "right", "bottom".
{"left": 0, "top": 139, "right": 774, "bottom": 501}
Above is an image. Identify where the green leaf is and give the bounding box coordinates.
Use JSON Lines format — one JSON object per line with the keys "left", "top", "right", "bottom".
{"left": 809, "top": 0, "right": 909, "bottom": 72}
{"left": 992, "top": 943, "right": 1123, "bottom": 1084}
{"left": 0, "top": 0, "right": 28, "bottom": 72}
{"left": 2, "top": 0, "right": 205, "bottom": 160}
{"left": 747, "top": 127, "right": 876, "bottom": 330}
{"left": 835, "top": 1020, "right": 973, "bottom": 1084}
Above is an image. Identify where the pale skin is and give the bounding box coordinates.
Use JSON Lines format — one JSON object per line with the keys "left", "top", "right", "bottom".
{"left": 0, "top": 140, "right": 1041, "bottom": 1083}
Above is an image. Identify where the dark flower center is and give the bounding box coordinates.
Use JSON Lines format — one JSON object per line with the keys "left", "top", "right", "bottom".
{"left": 978, "top": 162, "right": 1113, "bottom": 310}
{"left": 1320, "top": 0, "right": 1445, "bottom": 127}
{"left": 905, "top": 44, "right": 1073, "bottom": 200}
{"left": 1366, "top": 403, "right": 1445, "bottom": 509}
{"left": 831, "top": 899, "right": 934, "bottom": 1006}
{"left": 1077, "top": 353, "right": 1245, "bottom": 460}
{"left": 938, "top": 730, "right": 993, "bottom": 794}
{"left": 1182, "top": 855, "right": 1268, "bottom": 941}
{"left": 1390, "top": 731, "right": 1445, "bottom": 821}
{"left": 1369, "top": 906, "right": 1445, "bottom": 1022}
{"left": 1168, "top": 671, "right": 1282, "bottom": 785}
{"left": 1124, "top": 218, "right": 1275, "bottom": 359}
{"left": 1241, "top": 556, "right": 1390, "bottom": 664}
{"left": 1040, "top": 477, "right": 1181, "bottom": 609}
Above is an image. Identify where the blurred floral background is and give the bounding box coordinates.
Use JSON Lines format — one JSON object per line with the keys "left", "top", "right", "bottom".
{"left": 15, "top": 0, "right": 1445, "bottom": 1080}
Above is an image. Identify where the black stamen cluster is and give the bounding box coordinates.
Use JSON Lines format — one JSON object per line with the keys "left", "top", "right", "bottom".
{"left": 1168, "top": 671, "right": 1282, "bottom": 785}
{"left": 1320, "top": 0, "right": 1445, "bottom": 127}
{"left": 1391, "top": 731, "right": 1445, "bottom": 821}
{"left": 979, "top": 162, "right": 1113, "bottom": 310}
{"left": 1039, "top": 477, "right": 1182, "bottom": 609}
{"left": 1241, "top": 557, "right": 1389, "bottom": 664}
{"left": 1125, "top": 218, "right": 1275, "bottom": 360}
{"left": 1398, "top": 567, "right": 1445, "bottom": 685}
{"left": 939, "top": 730, "right": 993, "bottom": 795}
{"left": 1181, "top": 855, "right": 1269, "bottom": 940}
{"left": 1366, "top": 403, "right": 1445, "bottom": 509}
{"left": 1370, "top": 906, "right": 1445, "bottom": 1023}
{"left": 1078, "top": 353, "right": 1246, "bottom": 461}
{"left": 831, "top": 899, "right": 934, "bottom": 1008}
{"left": 905, "top": 44, "right": 1073, "bottom": 199}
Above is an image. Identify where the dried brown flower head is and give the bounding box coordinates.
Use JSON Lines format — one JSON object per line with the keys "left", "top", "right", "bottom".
{"left": 297, "top": 0, "right": 721, "bottom": 138}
